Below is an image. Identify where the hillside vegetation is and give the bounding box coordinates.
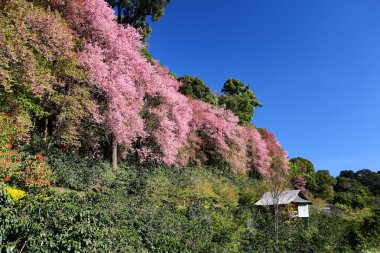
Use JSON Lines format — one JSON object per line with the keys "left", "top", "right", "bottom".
{"left": 0, "top": 0, "right": 379, "bottom": 252}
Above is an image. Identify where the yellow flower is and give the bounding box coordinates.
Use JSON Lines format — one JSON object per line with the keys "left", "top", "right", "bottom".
{"left": 176, "top": 205, "right": 186, "bottom": 211}
{"left": 4, "top": 187, "right": 26, "bottom": 201}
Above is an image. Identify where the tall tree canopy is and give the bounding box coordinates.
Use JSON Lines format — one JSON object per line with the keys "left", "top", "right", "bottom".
{"left": 334, "top": 177, "right": 371, "bottom": 209}
{"left": 178, "top": 99, "right": 272, "bottom": 175}
{"left": 0, "top": 0, "right": 94, "bottom": 149}
{"left": 289, "top": 157, "right": 317, "bottom": 191}
{"left": 0, "top": 0, "right": 289, "bottom": 176}
{"left": 178, "top": 75, "right": 218, "bottom": 106}
{"left": 51, "top": 0, "right": 192, "bottom": 168}
{"left": 258, "top": 128, "right": 289, "bottom": 180}
{"left": 106, "top": 0, "right": 172, "bottom": 38}
{"left": 314, "top": 170, "right": 336, "bottom": 202}
{"left": 339, "top": 169, "right": 380, "bottom": 196}
{"left": 219, "top": 78, "right": 262, "bottom": 125}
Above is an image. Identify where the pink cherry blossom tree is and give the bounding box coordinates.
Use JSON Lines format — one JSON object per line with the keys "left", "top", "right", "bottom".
{"left": 239, "top": 126, "right": 271, "bottom": 177}
{"left": 293, "top": 175, "right": 307, "bottom": 193}
{"left": 177, "top": 99, "right": 242, "bottom": 170}
{"left": 51, "top": 0, "right": 192, "bottom": 168}
{"left": 48, "top": 0, "right": 289, "bottom": 177}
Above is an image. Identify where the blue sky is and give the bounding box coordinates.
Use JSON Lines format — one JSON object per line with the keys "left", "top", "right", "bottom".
{"left": 147, "top": 0, "right": 380, "bottom": 176}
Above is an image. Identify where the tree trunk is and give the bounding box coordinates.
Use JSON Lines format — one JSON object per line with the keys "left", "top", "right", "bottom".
{"left": 271, "top": 181, "right": 282, "bottom": 252}
{"left": 43, "top": 118, "right": 48, "bottom": 144}
{"left": 274, "top": 203, "right": 279, "bottom": 245}
{"left": 47, "top": 116, "right": 63, "bottom": 150}
{"left": 111, "top": 136, "right": 118, "bottom": 171}
{"left": 117, "top": 1, "right": 122, "bottom": 24}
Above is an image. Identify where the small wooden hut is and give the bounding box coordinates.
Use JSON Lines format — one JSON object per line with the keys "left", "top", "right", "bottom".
{"left": 255, "top": 190, "right": 312, "bottom": 217}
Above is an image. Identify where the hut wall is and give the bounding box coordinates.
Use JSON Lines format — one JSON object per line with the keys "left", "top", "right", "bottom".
{"left": 298, "top": 203, "right": 309, "bottom": 217}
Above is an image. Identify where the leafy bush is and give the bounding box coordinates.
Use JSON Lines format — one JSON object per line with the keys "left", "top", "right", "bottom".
{"left": 240, "top": 209, "right": 354, "bottom": 253}
{"left": 352, "top": 210, "right": 380, "bottom": 252}
{"left": 334, "top": 191, "right": 368, "bottom": 209}
{"left": 46, "top": 151, "right": 116, "bottom": 190}
{"left": 0, "top": 114, "right": 52, "bottom": 189}
{"left": 18, "top": 154, "right": 52, "bottom": 188}
{"left": 0, "top": 187, "right": 143, "bottom": 252}
{"left": 0, "top": 113, "right": 24, "bottom": 181}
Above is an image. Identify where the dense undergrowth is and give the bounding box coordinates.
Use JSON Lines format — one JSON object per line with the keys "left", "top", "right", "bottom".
{"left": 1, "top": 160, "right": 380, "bottom": 253}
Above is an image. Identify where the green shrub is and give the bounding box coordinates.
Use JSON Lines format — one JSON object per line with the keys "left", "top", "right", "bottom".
{"left": 0, "top": 187, "right": 143, "bottom": 252}
{"left": 352, "top": 210, "right": 380, "bottom": 252}
{"left": 46, "top": 151, "right": 116, "bottom": 190}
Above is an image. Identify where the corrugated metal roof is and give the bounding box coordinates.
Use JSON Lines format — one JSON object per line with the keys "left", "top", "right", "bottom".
{"left": 255, "top": 190, "right": 312, "bottom": 206}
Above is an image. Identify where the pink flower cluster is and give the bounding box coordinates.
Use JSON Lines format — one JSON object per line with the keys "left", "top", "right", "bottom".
{"left": 179, "top": 99, "right": 241, "bottom": 168}
{"left": 49, "top": 0, "right": 288, "bottom": 175}
{"left": 178, "top": 100, "right": 276, "bottom": 176}
{"left": 293, "top": 175, "right": 307, "bottom": 193}
{"left": 239, "top": 126, "right": 271, "bottom": 175}
{"left": 259, "top": 129, "right": 289, "bottom": 179}
{"left": 52, "top": 0, "right": 192, "bottom": 166}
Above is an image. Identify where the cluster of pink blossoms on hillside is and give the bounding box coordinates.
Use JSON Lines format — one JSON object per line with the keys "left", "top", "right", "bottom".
{"left": 50, "top": 0, "right": 288, "bottom": 176}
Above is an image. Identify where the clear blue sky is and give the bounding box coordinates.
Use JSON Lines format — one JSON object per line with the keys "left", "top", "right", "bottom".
{"left": 147, "top": 0, "right": 380, "bottom": 176}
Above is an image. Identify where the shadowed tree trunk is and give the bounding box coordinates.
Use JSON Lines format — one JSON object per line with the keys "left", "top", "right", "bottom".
{"left": 43, "top": 117, "right": 48, "bottom": 144}
{"left": 116, "top": 1, "right": 122, "bottom": 24}
{"left": 111, "top": 136, "right": 118, "bottom": 170}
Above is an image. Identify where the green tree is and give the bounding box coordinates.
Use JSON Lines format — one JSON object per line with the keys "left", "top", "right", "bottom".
{"left": 355, "top": 169, "right": 380, "bottom": 196}
{"left": 219, "top": 78, "right": 262, "bottom": 125}
{"left": 353, "top": 210, "right": 380, "bottom": 251}
{"left": 0, "top": 0, "right": 95, "bottom": 150}
{"left": 106, "top": 0, "right": 172, "bottom": 39}
{"left": 314, "top": 170, "right": 336, "bottom": 202}
{"left": 335, "top": 177, "right": 365, "bottom": 193}
{"left": 178, "top": 75, "right": 218, "bottom": 106}
{"left": 339, "top": 170, "right": 356, "bottom": 179}
{"left": 334, "top": 177, "right": 371, "bottom": 209}
{"left": 289, "top": 157, "right": 317, "bottom": 191}
{"left": 339, "top": 169, "right": 380, "bottom": 196}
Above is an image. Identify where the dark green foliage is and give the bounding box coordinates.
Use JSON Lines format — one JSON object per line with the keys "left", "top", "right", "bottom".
{"left": 140, "top": 47, "right": 154, "bottom": 63}
{"left": 106, "top": 0, "right": 172, "bottom": 39}
{"left": 335, "top": 177, "right": 364, "bottom": 196}
{"left": 0, "top": 189, "right": 143, "bottom": 252}
{"left": 351, "top": 210, "right": 380, "bottom": 251}
{"left": 289, "top": 157, "right": 317, "bottom": 191}
{"left": 313, "top": 170, "right": 336, "bottom": 202}
{"left": 334, "top": 191, "right": 367, "bottom": 210}
{"left": 334, "top": 169, "right": 380, "bottom": 209}
{"left": 219, "top": 78, "right": 262, "bottom": 125}
{"left": 239, "top": 209, "right": 353, "bottom": 253}
{"left": 334, "top": 177, "right": 371, "bottom": 209}
{"left": 178, "top": 75, "right": 218, "bottom": 105}
{"left": 340, "top": 169, "right": 380, "bottom": 196}
{"left": 284, "top": 212, "right": 353, "bottom": 253}
{"left": 219, "top": 94, "right": 255, "bottom": 125}
{"left": 339, "top": 170, "right": 357, "bottom": 179}
{"left": 46, "top": 151, "right": 116, "bottom": 190}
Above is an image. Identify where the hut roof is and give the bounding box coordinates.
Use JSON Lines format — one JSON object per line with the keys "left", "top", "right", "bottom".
{"left": 255, "top": 190, "right": 312, "bottom": 206}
